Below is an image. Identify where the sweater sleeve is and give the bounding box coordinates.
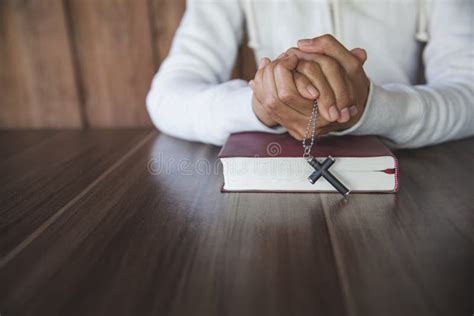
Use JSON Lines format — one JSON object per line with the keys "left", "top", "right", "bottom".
{"left": 337, "top": 0, "right": 474, "bottom": 148}
{"left": 146, "top": 0, "right": 284, "bottom": 145}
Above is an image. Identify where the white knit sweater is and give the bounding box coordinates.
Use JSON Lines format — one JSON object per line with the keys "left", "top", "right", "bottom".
{"left": 147, "top": 0, "right": 474, "bottom": 148}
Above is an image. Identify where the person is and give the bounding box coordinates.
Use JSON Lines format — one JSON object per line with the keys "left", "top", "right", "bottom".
{"left": 146, "top": 0, "right": 473, "bottom": 148}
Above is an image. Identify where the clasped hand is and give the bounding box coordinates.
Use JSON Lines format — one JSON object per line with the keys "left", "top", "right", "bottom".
{"left": 249, "top": 34, "right": 370, "bottom": 140}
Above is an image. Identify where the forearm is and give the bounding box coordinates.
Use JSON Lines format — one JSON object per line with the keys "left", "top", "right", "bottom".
{"left": 147, "top": 73, "right": 282, "bottom": 145}
{"left": 340, "top": 0, "right": 474, "bottom": 148}
{"left": 338, "top": 81, "right": 474, "bottom": 148}
{"left": 146, "top": 0, "right": 286, "bottom": 145}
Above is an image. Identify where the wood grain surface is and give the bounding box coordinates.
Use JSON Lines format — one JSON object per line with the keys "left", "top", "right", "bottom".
{"left": 0, "top": 131, "right": 472, "bottom": 316}
{"left": 0, "top": 0, "right": 82, "bottom": 128}
{"left": 150, "top": 0, "right": 186, "bottom": 64}
{"left": 0, "top": 130, "right": 152, "bottom": 259}
{"left": 0, "top": 0, "right": 257, "bottom": 128}
{"left": 65, "top": 0, "right": 155, "bottom": 127}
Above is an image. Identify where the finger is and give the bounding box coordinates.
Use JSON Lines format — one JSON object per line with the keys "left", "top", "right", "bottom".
{"left": 275, "top": 53, "right": 298, "bottom": 71}
{"left": 249, "top": 80, "right": 255, "bottom": 91}
{"left": 297, "top": 34, "right": 362, "bottom": 75}
{"left": 349, "top": 104, "right": 359, "bottom": 117}
{"left": 252, "top": 62, "right": 267, "bottom": 102}
{"left": 294, "top": 72, "right": 319, "bottom": 100}
{"left": 252, "top": 94, "right": 276, "bottom": 127}
{"left": 350, "top": 48, "right": 367, "bottom": 64}
{"left": 258, "top": 57, "right": 271, "bottom": 70}
{"left": 338, "top": 105, "right": 350, "bottom": 123}
{"left": 273, "top": 55, "right": 314, "bottom": 116}
{"left": 287, "top": 49, "right": 354, "bottom": 122}
{"left": 313, "top": 56, "right": 351, "bottom": 123}
{"left": 296, "top": 61, "right": 338, "bottom": 122}
{"left": 346, "top": 75, "right": 358, "bottom": 118}
{"left": 261, "top": 60, "right": 290, "bottom": 115}
{"left": 313, "top": 54, "right": 352, "bottom": 121}
{"left": 262, "top": 61, "right": 309, "bottom": 139}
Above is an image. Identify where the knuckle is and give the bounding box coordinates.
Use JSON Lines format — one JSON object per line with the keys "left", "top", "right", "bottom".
{"left": 278, "top": 90, "right": 295, "bottom": 104}
{"left": 274, "top": 62, "right": 286, "bottom": 74}
{"left": 321, "top": 57, "right": 339, "bottom": 70}
{"left": 319, "top": 34, "right": 335, "bottom": 47}
{"left": 300, "top": 61, "right": 317, "bottom": 74}
{"left": 347, "top": 58, "right": 362, "bottom": 74}
{"left": 286, "top": 47, "right": 299, "bottom": 55}
{"left": 322, "top": 34, "right": 334, "bottom": 40}
{"left": 263, "top": 96, "right": 275, "bottom": 108}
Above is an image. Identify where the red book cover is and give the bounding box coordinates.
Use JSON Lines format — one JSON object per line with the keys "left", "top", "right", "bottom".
{"left": 219, "top": 132, "right": 395, "bottom": 158}
{"left": 219, "top": 132, "right": 399, "bottom": 193}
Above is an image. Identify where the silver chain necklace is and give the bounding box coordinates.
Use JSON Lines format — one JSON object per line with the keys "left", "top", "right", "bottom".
{"left": 303, "top": 100, "right": 351, "bottom": 196}
{"left": 302, "top": 100, "right": 318, "bottom": 159}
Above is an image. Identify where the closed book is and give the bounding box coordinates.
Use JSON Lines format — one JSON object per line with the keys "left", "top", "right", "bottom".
{"left": 218, "top": 132, "right": 399, "bottom": 193}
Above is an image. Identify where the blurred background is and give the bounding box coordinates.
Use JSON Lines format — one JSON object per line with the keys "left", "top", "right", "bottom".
{"left": 0, "top": 0, "right": 256, "bottom": 129}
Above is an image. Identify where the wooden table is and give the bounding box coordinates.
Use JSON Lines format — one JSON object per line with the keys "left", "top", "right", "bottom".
{"left": 0, "top": 130, "right": 472, "bottom": 316}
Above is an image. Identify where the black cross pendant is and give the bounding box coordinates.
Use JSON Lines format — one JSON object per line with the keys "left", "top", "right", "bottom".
{"left": 307, "top": 156, "right": 350, "bottom": 196}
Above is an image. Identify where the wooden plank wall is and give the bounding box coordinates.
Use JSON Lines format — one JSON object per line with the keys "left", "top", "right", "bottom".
{"left": 0, "top": 0, "right": 256, "bottom": 128}
{"left": 0, "top": 0, "right": 82, "bottom": 128}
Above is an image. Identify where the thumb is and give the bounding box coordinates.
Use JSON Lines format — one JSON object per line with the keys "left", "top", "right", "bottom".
{"left": 277, "top": 53, "right": 299, "bottom": 70}
{"left": 350, "top": 48, "right": 367, "bottom": 65}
